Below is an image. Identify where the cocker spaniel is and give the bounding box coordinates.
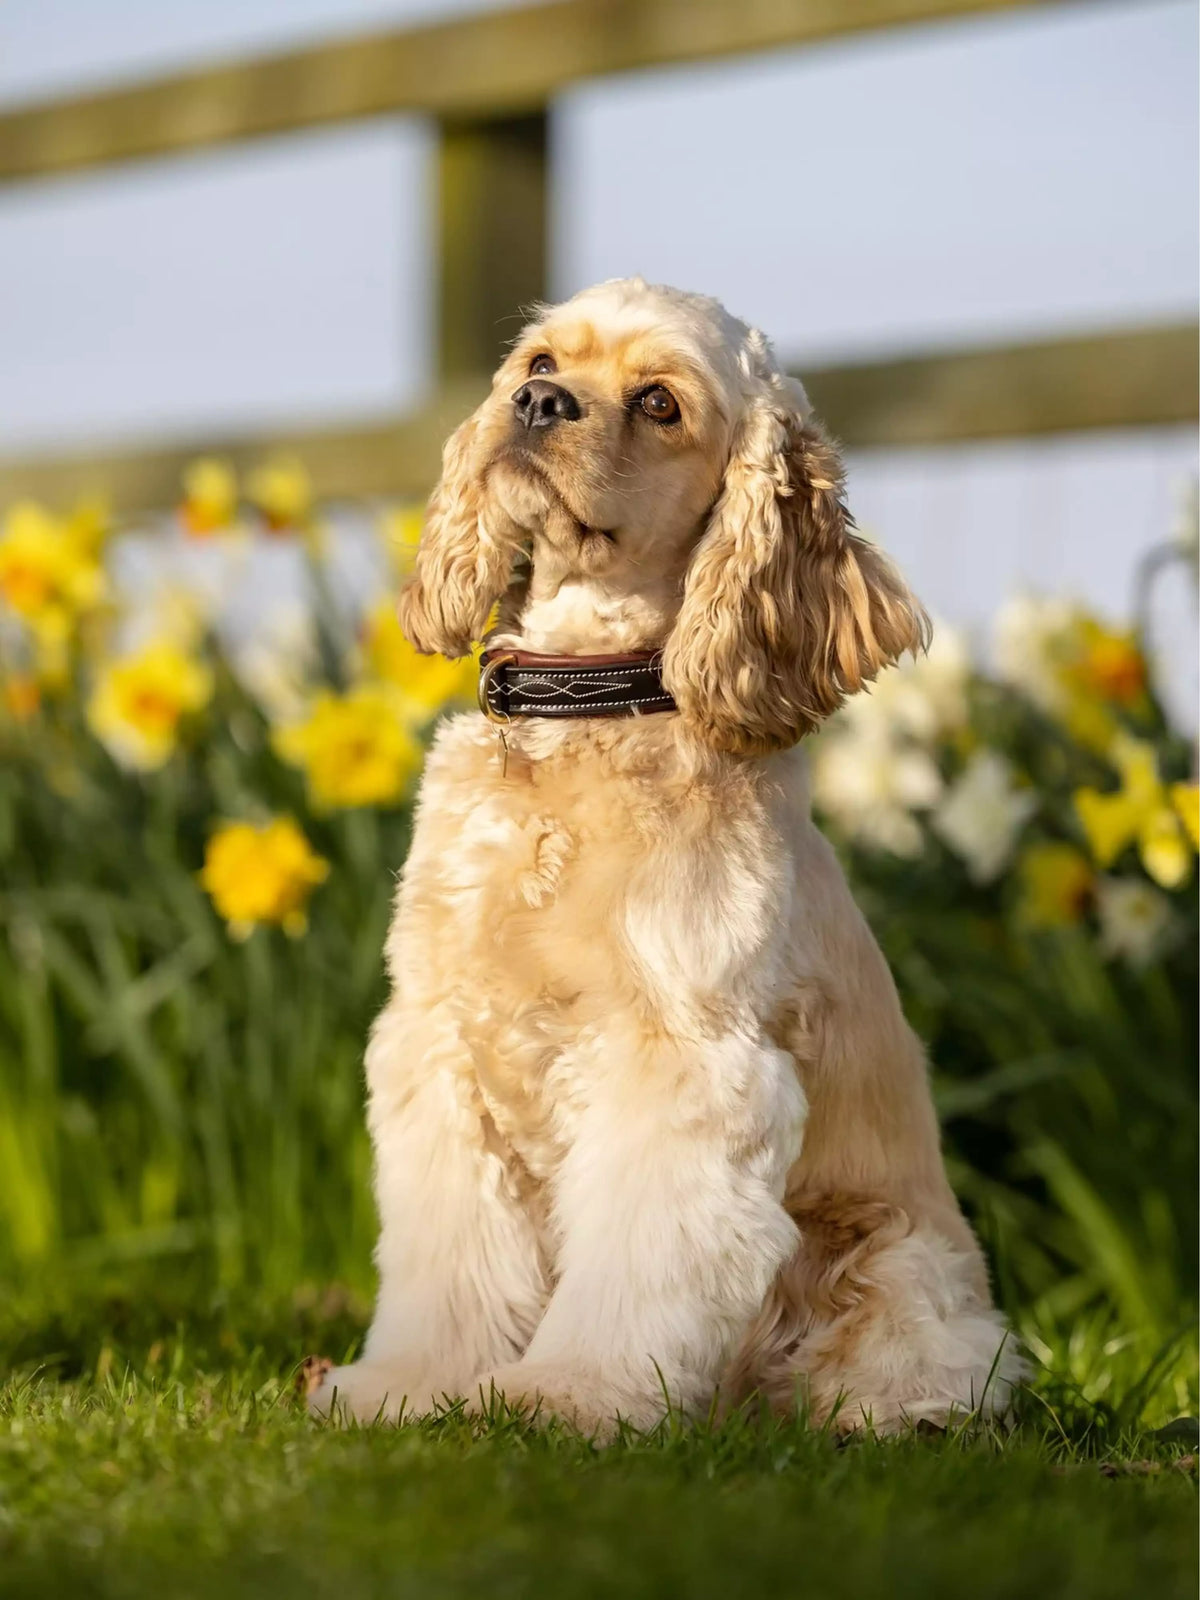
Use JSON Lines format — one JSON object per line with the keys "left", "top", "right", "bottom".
{"left": 308, "top": 278, "right": 1022, "bottom": 1434}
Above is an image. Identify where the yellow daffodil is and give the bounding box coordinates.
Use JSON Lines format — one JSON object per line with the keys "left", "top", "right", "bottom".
{"left": 1074, "top": 736, "right": 1195, "bottom": 889}
{"left": 1056, "top": 619, "right": 1148, "bottom": 752}
{"left": 1170, "top": 783, "right": 1199, "bottom": 850}
{"left": 361, "top": 600, "right": 478, "bottom": 722}
{"left": 1017, "top": 842, "right": 1094, "bottom": 927}
{"left": 179, "top": 458, "right": 238, "bottom": 538}
{"left": 88, "top": 641, "right": 214, "bottom": 770}
{"left": 0, "top": 501, "right": 105, "bottom": 628}
{"left": 200, "top": 816, "right": 329, "bottom": 940}
{"left": 379, "top": 504, "right": 425, "bottom": 578}
{"left": 2, "top": 674, "right": 40, "bottom": 722}
{"left": 993, "top": 600, "right": 1150, "bottom": 754}
{"left": 274, "top": 685, "right": 421, "bottom": 809}
{"left": 63, "top": 495, "right": 112, "bottom": 558}
{"left": 1064, "top": 618, "right": 1147, "bottom": 707}
{"left": 27, "top": 607, "right": 72, "bottom": 693}
{"left": 248, "top": 456, "right": 313, "bottom": 533}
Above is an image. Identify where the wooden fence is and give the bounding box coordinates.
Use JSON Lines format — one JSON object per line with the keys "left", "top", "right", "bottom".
{"left": 0, "top": 0, "right": 1195, "bottom": 514}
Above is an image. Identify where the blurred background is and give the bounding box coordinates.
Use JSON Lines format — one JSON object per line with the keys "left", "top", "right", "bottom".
{"left": 0, "top": 0, "right": 1196, "bottom": 1427}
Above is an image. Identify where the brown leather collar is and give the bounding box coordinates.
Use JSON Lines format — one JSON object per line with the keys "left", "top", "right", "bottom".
{"left": 478, "top": 648, "right": 676, "bottom": 722}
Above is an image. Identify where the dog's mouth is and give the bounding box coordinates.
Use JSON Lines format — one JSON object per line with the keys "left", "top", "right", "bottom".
{"left": 494, "top": 445, "right": 616, "bottom": 545}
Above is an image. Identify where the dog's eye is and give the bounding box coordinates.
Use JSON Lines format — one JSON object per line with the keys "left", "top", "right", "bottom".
{"left": 640, "top": 386, "right": 680, "bottom": 424}
{"left": 529, "top": 353, "right": 557, "bottom": 376}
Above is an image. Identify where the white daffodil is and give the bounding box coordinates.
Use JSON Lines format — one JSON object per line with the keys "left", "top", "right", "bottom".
{"left": 1095, "top": 877, "right": 1174, "bottom": 968}
{"left": 810, "top": 726, "right": 943, "bottom": 858}
{"left": 842, "top": 624, "right": 971, "bottom": 748}
{"left": 991, "top": 595, "right": 1079, "bottom": 717}
{"left": 932, "top": 750, "right": 1038, "bottom": 884}
{"left": 230, "top": 601, "right": 317, "bottom": 723}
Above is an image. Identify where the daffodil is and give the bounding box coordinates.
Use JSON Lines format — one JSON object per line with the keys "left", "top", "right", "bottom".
{"left": 1074, "top": 737, "right": 1195, "bottom": 889}
{"left": 992, "top": 595, "right": 1079, "bottom": 718}
{"left": 932, "top": 751, "right": 1038, "bottom": 884}
{"left": 2, "top": 674, "right": 40, "bottom": 722}
{"left": 274, "top": 685, "right": 421, "bottom": 809}
{"left": 200, "top": 817, "right": 329, "bottom": 939}
{"left": 1095, "top": 877, "right": 1173, "bottom": 968}
{"left": 179, "top": 458, "right": 238, "bottom": 538}
{"left": 0, "top": 501, "right": 105, "bottom": 628}
{"left": 1170, "top": 783, "right": 1199, "bottom": 850}
{"left": 87, "top": 641, "right": 214, "bottom": 770}
{"left": 1016, "top": 842, "right": 1094, "bottom": 927}
{"left": 839, "top": 624, "right": 971, "bottom": 747}
{"left": 811, "top": 724, "right": 942, "bottom": 857}
{"left": 63, "top": 495, "right": 112, "bottom": 558}
{"left": 379, "top": 504, "right": 425, "bottom": 579}
{"left": 361, "top": 600, "right": 477, "bottom": 723}
{"left": 992, "top": 598, "right": 1149, "bottom": 753}
{"left": 1064, "top": 618, "right": 1146, "bottom": 708}
{"left": 248, "top": 456, "right": 313, "bottom": 533}
{"left": 230, "top": 604, "right": 315, "bottom": 724}
{"left": 1055, "top": 619, "right": 1147, "bottom": 751}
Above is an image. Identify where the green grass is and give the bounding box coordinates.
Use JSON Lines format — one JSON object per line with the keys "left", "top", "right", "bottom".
{"left": 1, "top": 1284, "right": 1196, "bottom": 1600}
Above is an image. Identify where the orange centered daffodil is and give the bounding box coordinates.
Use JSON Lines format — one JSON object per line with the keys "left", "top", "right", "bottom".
{"left": 88, "top": 641, "right": 214, "bottom": 771}
{"left": 0, "top": 501, "right": 106, "bottom": 628}
{"left": 1064, "top": 618, "right": 1147, "bottom": 707}
{"left": 179, "top": 458, "right": 238, "bottom": 538}
{"left": 247, "top": 456, "right": 313, "bottom": 533}
{"left": 274, "top": 684, "right": 422, "bottom": 809}
{"left": 2, "top": 674, "right": 41, "bottom": 722}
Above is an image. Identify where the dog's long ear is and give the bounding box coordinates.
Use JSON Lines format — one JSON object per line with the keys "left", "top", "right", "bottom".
{"left": 397, "top": 409, "right": 520, "bottom": 658}
{"left": 662, "top": 394, "right": 927, "bottom": 754}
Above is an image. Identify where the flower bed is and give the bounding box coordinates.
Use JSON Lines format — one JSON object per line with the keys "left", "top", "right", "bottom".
{"left": 0, "top": 460, "right": 1195, "bottom": 1423}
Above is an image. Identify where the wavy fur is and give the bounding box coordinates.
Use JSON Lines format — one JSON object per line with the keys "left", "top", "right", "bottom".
{"left": 309, "top": 280, "right": 1021, "bottom": 1437}
{"left": 665, "top": 398, "right": 928, "bottom": 754}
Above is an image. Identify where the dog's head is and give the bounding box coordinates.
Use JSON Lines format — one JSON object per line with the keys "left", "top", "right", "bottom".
{"left": 399, "top": 278, "right": 927, "bottom": 754}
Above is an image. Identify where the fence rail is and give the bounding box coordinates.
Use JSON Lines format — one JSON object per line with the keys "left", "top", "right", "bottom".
{"left": 2, "top": 325, "right": 1193, "bottom": 517}
{"left": 0, "top": 0, "right": 1192, "bottom": 511}
{"left": 0, "top": 0, "right": 1064, "bottom": 183}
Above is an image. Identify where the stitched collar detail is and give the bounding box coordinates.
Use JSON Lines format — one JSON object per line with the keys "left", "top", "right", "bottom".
{"left": 478, "top": 649, "right": 677, "bottom": 722}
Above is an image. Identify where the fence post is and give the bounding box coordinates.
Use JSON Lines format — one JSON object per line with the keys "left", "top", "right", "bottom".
{"left": 437, "top": 111, "right": 548, "bottom": 383}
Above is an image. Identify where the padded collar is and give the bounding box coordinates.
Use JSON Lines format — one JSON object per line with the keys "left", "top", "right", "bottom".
{"left": 477, "top": 648, "right": 676, "bottom": 722}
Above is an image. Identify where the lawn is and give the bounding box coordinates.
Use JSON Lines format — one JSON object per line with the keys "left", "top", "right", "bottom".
{"left": 1, "top": 1285, "right": 1195, "bottom": 1600}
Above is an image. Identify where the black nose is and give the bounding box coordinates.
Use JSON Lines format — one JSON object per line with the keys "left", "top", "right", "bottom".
{"left": 512, "top": 378, "right": 581, "bottom": 430}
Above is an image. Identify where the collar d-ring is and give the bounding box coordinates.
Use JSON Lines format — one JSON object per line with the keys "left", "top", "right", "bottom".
{"left": 477, "top": 652, "right": 516, "bottom": 724}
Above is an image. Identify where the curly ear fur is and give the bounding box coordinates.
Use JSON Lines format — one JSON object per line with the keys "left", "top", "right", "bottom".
{"left": 397, "top": 411, "right": 521, "bottom": 658}
{"left": 663, "top": 399, "right": 928, "bottom": 754}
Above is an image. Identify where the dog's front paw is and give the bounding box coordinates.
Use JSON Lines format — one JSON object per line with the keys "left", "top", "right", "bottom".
{"left": 471, "top": 1361, "right": 668, "bottom": 1438}
{"left": 306, "top": 1359, "right": 451, "bottom": 1424}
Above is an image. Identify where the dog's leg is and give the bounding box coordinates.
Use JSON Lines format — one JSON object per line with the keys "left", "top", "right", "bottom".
{"left": 714, "top": 866, "right": 1025, "bottom": 1433}
{"left": 473, "top": 1027, "right": 806, "bottom": 1434}
{"left": 309, "top": 999, "right": 548, "bottom": 1423}
{"left": 728, "top": 1193, "right": 1023, "bottom": 1432}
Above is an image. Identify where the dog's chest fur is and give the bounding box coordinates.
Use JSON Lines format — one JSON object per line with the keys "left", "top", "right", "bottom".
{"left": 384, "top": 713, "right": 802, "bottom": 1187}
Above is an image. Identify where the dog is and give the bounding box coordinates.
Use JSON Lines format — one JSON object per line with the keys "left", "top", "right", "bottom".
{"left": 308, "top": 278, "right": 1022, "bottom": 1434}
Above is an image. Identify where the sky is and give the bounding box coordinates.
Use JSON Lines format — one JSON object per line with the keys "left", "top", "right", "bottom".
{"left": 0, "top": 0, "right": 1195, "bottom": 450}
{"left": 0, "top": 0, "right": 1196, "bottom": 709}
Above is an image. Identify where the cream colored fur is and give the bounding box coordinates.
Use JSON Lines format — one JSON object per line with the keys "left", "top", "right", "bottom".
{"left": 309, "top": 280, "right": 1023, "bottom": 1434}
